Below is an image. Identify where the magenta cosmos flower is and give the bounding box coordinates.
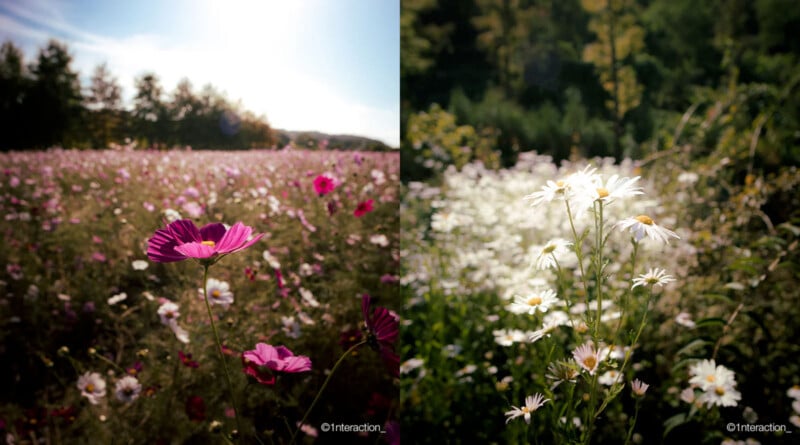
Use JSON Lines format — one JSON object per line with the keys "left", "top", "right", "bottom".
{"left": 354, "top": 199, "right": 374, "bottom": 217}
{"left": 241, "top": 343, "right": 312, "bottom": 385}
{"left": 362, "top": 294, "right": 400, "bottom": 377}
{"left": 147, "top": 219, "right": 263, "bottom": 263}
{"left": 313, "top": 175, "right": 336, "bottom": 196}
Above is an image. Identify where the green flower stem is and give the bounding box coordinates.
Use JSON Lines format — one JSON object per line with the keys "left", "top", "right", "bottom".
{"left": 624, "top": 399, "right": 641, "bottom": 445}
{"left": 612, "top": 241, "right": 639, "bottom": 342}
{"left": 202, "top": 265, "right": 243, "bottom": 439}
{"left": 290, "top": 341, "right": 367, "bottom": 445}
{"left": 565, "top": 199, "right": 591, "bottom": 306}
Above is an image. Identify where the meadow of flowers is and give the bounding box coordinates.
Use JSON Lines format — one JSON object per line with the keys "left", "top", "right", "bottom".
{"left": 401, "top": 152, "right": 799, "bottom": 444}
{"left": 0, "top": 147, "right": 400, "bottom": 444}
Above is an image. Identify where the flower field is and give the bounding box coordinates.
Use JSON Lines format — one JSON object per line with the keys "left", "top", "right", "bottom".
{"left": 0, "top": 148, "right": 400, "bottom": 444}
{"left": 401, "top": 152, "right": 800, "bottom": 444}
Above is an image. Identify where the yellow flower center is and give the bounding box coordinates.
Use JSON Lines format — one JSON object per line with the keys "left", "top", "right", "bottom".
{"left": 596, "top": 187, "right": 609, "bottom": 198}
{"left": 521, "top": 407, "right": 530, "bottom": 413}
{"left": 165, "top": 311, "right": 174, "bottom": 319}
{"left": 715, "top": 386, "right": 725, "bottom": 396}
{"left": 201, "top": 240, "right": 216, "bottom": 247}
{"left": 583, "top": 357, "right": 597, "bottom": 370}
{"left": 212, "top": 290, "right": 221, "bottom": 298}
{"left": 635, "top": 215, "right": 654, "bottom": 225}
{"left": 706, "top": 375, "right": 716, "bottom": 383}
{"left": 646, "top": 277, "right": 659, "bottom": 284}
{"left": 556, "top": 180, "right": 565, "bottom": 187}
{"left": 86, "top": 383, "right": 95, "bottom": 393}
{"left": 542, "top": 244, "right": 556, "bottom": 254}
{"left": 527, "top": 296, "right": 543, "bottom": 306}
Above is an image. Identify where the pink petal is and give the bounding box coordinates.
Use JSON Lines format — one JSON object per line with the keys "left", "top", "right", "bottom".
{"left": 215, "top": 223, "right": 251, "bottom": 253}
{"left": 147, "top": 228, "right": 186, "bottom": 262}
{"left": 167, "top": 220, "right": 201, "bottom": 244}
{"left": 199, "top": 223, "right": 226, "bottom": 243}
{"left": 173, "top": 242, "right": 217, "bottom": 259}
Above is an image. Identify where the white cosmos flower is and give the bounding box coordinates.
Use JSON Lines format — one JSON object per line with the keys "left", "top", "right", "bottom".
{"left": 632, "top": 267, "right": 676, "bottom": 289}
{"left": 616, "top": 215, "right": 680, "bottom": 244}
{"left": 168, "top": 321, "right": 190, "bottom": 344}
{"left": 77, "top": 372, "right": 106, "bottom": 405}
{"left": 508, "top": 289, "right": 559, "bottom": 314}
{"left": 532, "top": 238, "right": 572, "bottom": 270}
{"left": 572, "top": 341, "right": 600, "bottom": 375}
{"left": 199, "top": 278, "right": 234, "bottom": 309}
{"left": 157, "top": 301, "right": 181, "bottom": 325}
{"left": 505, "top": 393, "right": 550, "bottom": 424}
{"left": 115, "top": 376, "right": 142, "bottom": 403}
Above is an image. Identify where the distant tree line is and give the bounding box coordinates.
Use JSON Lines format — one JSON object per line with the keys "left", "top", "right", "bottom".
{"left": 402, "top": 0, "right": 800, "bottom": 167}
{"left": 0, "top": 39, "right": 277, "bottom": 151}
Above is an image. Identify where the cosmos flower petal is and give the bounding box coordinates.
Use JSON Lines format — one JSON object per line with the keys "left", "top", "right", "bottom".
{"left": 167, "top": 219, "right": 202, "bottom": 244}
{"left": 215, "top": 222, "right": 252, "bottom": 253}
{"left": 199, "top": 223, "right": 227, "bottom": 243}
{"left": 371, "top": 307, "right": 399, "bottom": 343}
{"left": 174, "top": 242, "right": 217, "bottom": 258}
{"left": 147, "top": 228, "right": 187, "bottom": 262}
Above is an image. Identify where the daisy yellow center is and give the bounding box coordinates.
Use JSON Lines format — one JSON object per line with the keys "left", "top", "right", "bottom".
{"left": 556, "top": 180, "right": 565, "bottom": 187}
{"left": 201, "top": 240, "right": 216, "bottom": 247}
{"left": 528, "top": 296, "right": 543, "bottom": 306}
{"left": 646, "top": 277, "right": 659, "bottom": 284}
{"left": 706, "top": 375, "right": 716, "bottom": 383}
{"left": 715, "top": 386, "right": 725, "bottom": 396}
{"left": 542, "top": 245, "right": 556, "bottom": 254}
{"left": 212, "top": 290, "right": 221, "bottom": 298}
{"left": 635, "top": 215, "right": 654, "bottom": 225}
{"left": 521, "top": 407, "right": 531, "bottom": 413}
{"left": 86, "top": 383, "right": 95, "bottom": 393}
{"left": 583, "top": 356, "right": 597, "bottom": 370}
{"left": 596, "top": 187, "right": 609, "bottom": 198}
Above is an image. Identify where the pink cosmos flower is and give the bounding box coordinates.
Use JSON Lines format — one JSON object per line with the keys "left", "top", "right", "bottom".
{"left": 354, "top": 199, "right": 374, "bottom": 217}
{"left": 362, "top": 294, "right": 400, "bottom": 377}
{"left": 147, "top": 219, "right": 264, "bottom": 263}
{"left": 241, "top": 343, "right": 312, "bottom": 385}
{"left": 313, "top": 175, "right": 336, "bottom": 196}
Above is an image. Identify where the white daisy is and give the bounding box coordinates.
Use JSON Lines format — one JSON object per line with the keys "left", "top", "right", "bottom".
{"left": 787, "top": 385, "right": 800, "bottom": 400}
{"left": 688, "top": 359, "right": 736, "bottom": 391}
{"left": 505, "top": 393, "right": 550, "bottom": 424}
{"left": 77, "top": 372, "right": 106, "bottom": 405}
{"left": 572, "top": 174, "right": 643, "bottom": 212}
{"left": 532, "top": 238, "right": 572, "bottom": 270}
{"left": 508, "top": 289, "right": 559, "bottom": 315}
{"left": 572, "top": 341, "right": 600, "bottom": 375}
{"left": 598, "top": 370, "right": 621, "bottom": 386}
{"left": 632, "top": 268, "right": 676, "bottom": 289}
{"left": 616, "top": 215, "right": 680, "bottom": 244}
{"left": 493, "top": 329, "right": 527, "bottom": 347}
{"left": 400, "top": 358, "right": 425, "bottom": 375}
{"left": 115, "top": 376, "right": 142, "bottom": 403}
{"left": 523, "top": 179, "right": 571, "bottom": 207}
{"left": 699, "top": 383, "right": 741, "bottom": 408}
{"left": 200, "top": 278, "right": 234, "bottom": 309}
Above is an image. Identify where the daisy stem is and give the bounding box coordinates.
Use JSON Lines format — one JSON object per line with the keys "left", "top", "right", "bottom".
{"left": 565, "top": 199, "right": 591, "bottom": 306}
{"left": 290, "top": 340, "right": 367, "bottom": 445}
{"left": 623, "top": 399, "right": 641, "bottom": 445}
{"left": 201, "top": 265, "right": 243, "bottom": 440}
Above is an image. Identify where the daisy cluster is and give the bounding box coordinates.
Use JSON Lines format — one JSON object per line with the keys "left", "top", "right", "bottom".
{"left": 681, "top": 359, "right": 742, "bottom": 408}
{"left": 402, "top": 153, "right": 694, "bottom": 309}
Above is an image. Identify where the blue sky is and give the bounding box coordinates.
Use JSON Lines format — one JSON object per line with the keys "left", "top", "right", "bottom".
{"left": 0, "top": 0, "right": 400, "bottom": 146}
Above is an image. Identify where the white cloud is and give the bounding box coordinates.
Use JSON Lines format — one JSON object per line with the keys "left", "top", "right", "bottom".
{"left": 0, "top": 0, "right": 399, "bottom": 146}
